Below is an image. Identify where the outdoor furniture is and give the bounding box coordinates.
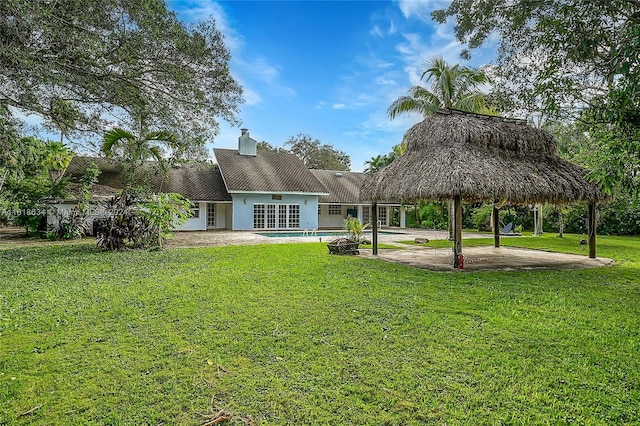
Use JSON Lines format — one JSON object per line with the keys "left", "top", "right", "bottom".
{"left": 327, "top": 237, "right": 360, "bottom": 255}
{"left": 500, "top": 222, "right": 522, "bottom": 236}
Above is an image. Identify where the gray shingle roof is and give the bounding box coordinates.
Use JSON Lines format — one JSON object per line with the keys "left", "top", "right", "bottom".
{"left": 66, "top": 157, "right": 231, "bottom": 201}
{"left": 309, "top": 170, "right": 365, "bottom": 203}
{"left": 214, "top": 148, "right": 328, "bottom": 194}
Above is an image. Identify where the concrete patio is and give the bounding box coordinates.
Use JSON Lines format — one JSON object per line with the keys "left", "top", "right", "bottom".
{"left": 359, "top": 245, "right": 614, "bottom": 272}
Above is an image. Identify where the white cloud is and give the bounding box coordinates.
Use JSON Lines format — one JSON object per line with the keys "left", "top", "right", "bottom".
{"left": 397, "top": 0, "right": 450, "bottom": 22}
{"left": 370, "top": 25, "right": 384, "bottom": 38}
{"left": 388, "top": 20, "right": 397, "bottom": 35}
{"left": 396, "top": 32, "right": 462, "bottom": 78}
{"left": 252, "top": 58, "right": 281, "bottom": 83}
{"left": 280, "top": 87, "right": 297, "bottom": 98}
{"left": 376, "top": 75, "right": 399, "bottom": 86}
{"left": 332, "top": 103, "right": 347, "bottom": 110}
{"left": 241, "top": 85, "right": 262, "bottom": 106}
{"left": 167, "top": 0, "right": 243, "bottom": 53}
{"left": 369, "top": 8, "right": 400, "bottom": 38}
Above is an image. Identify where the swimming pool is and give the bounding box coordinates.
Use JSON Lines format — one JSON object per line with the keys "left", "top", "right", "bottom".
{"left": 255, "top": 230, "right": 402, "bottom": 238}
{"left": 256, "top": 231, "right": 344, "bottom": 238}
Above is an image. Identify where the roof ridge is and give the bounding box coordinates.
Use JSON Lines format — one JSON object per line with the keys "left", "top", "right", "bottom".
{"left": 437, "top": 107, "right": 528, "bottom": 124}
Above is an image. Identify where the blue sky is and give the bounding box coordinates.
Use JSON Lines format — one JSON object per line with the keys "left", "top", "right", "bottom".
{"left": 168, "top": 0, "right": 497, "bottom": 171}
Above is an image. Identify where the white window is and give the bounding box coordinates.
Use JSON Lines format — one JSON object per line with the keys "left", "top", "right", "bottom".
{"left": 378, "top": 206, "right": 387, "bottom": 225}
{"left": 253, "top": 204, "right": 265, "bottom": 229}
{"left": 289, "top": 204, "right": 300, "bottom": 228}
{"left": 362, "top": 206, "right": 371, "bottom": 224}
{"left": 279, "top": 204, "right": 287, "bottom": 228}
{"left": 267, "top": 204, "right": 276, "bottom": 229}
{"left": 191, "top": 202, "right": 200, "bottom": 218}
{"left": 328, "top": 205, "right": 342, "bottom": 215}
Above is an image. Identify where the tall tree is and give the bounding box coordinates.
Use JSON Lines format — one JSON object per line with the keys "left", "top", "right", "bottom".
{"left": 432, "top": 0, "right": 640, "bottom": 192}
{"left": 1, "top": 0, "right": 242, "bottom": 148}
{"left": 388, "top": 56, "right": 492, "bottom": 119}
{"left": 285, "top": 134, "right": 350, "bottom": 171}
{"left": 364, "top": 143, "right": 406, "bottom": 173}
{"left": 364, "top": 155, "right": 390, "bottom": 174}
{"left": 388, "top": 57, "right": 492, "bottom": 237}
{"left": 256, "top": 141, "right": 289, "bottom": 154}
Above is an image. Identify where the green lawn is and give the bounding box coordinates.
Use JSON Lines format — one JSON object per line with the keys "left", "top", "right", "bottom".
{"left": 1, "top": 235, "right": 639, "bottom": 425}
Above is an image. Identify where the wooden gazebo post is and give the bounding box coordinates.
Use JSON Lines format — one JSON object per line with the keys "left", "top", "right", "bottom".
{"left": 453, "top": 195, "right": 463, "bottom": 268}
{"left": 493, "top": 202, "right": 500, "bottom": 248}
{"left": 372, "top": 201, "right": 378, "bottom": 256}
{"left": 588, "top": 200, "right": 596, "bottom": 258}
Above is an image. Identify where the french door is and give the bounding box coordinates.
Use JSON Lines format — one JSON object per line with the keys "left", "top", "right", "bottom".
{"left": 253, "top": 203, "right": 300, "bottom": 230}
{"left": 207, "top": 204, "right": 216, "bottom": 229}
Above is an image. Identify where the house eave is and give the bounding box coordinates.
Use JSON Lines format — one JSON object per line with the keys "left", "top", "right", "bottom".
{"left": 228, "top": 190, "right": 329, "bottom": 196}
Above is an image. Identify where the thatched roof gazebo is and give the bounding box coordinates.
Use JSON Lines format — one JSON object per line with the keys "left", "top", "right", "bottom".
{"left": 361, "top": 108, "right": 606, "bottom": 268}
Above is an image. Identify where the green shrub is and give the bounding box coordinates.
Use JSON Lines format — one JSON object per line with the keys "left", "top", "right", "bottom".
{"left": 96, "top": 191, "right": 191, "bottom": 250}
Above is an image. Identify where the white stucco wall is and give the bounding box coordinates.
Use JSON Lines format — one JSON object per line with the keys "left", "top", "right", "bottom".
{"left": 224, "top": 204, "right": 233, "bottom": 229}
{"left": 50, "top": 200, "right": 235, "bottom": 233}
{"left": 317, "top": 203, "right": 406, "bottom": 229}
{"left": 214, "top": 203, "right": 230, "bottom": 229}
{"left": 318, "top": 204, "right": 362, "bottom": 228}
{"left": 231, "top": 193, "right": 319, "bottom": 231}
{"left": 47, "top": 202, "right": 110, "bottom": 235}
{"left": 175, "top": 201, "right": 206, "bottom": 231}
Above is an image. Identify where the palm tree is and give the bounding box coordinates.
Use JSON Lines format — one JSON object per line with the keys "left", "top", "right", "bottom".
{"left": 42, "top": 141, "right": 73, "bottom": 185}
{"left": 102, "top": 127, "right": 178, "bottom": 188}
{"left": 388, "top": 56, "right": 492, "bottom": 119}
{"left": 364, "top": 143, "right": 407, "bottom": 174}
{"left": 388, "top": 56, "right": 492, "bottom": 238}
{"left": 364, "top": 154, "right": 391, "bottom": 174}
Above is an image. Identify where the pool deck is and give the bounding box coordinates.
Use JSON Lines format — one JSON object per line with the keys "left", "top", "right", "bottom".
{"left": 167, "top": 228, "right": 472, "bottom": 248}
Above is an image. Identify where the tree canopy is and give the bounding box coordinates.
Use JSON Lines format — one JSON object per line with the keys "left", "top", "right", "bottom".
{"left": 258, "top": 134, "right": 351, "bottom": 171}
{"left": 286, "top": 134, "right": 350, "bottom": 171}
{"left": 256, "top": 141, "right": 289, "bottom": 154}
{"left": 433, "top": 0, "right": 640, "bottom": 192}
{"left": 1, "top": 0, "right": 243, "bottom": 149}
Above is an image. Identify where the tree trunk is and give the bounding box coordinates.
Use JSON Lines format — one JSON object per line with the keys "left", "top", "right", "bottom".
{"left": 493, "top": 204, "right": 500, "bottom": 248}
{"left": 448, "top": 200, "right": 454, "bottom": 240}
{"left": 0, "top": 168, "right": 8, "bottom": 193}
{"left": 372, "top": 202, "right": 378, "bottom": 256}
{"left": 588, "top": 201, "right": 596, "bottom": 258}
{"left": 558, "top": 209, "right": 564, "bottom": 237}
{"left": 453, "top": 195, "right": 462, "bottom": 268}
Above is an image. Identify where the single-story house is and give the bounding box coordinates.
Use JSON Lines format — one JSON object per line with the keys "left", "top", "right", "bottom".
{"left": 57, "top": 129, "right": 403, "bottom": 232}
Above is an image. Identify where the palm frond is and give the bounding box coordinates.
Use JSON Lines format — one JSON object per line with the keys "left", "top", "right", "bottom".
{"left": 455, "top": 93, "right": 488, "bottom": 114}
{"left": 102, "top": 128, "right": 135, "bottom": 156}
{"left": 388, "top": 89, "right": 441, "bottom": 119}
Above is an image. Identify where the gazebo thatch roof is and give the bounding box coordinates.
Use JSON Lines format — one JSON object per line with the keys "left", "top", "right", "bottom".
{"left": 361, "top": 109, "right": 605, "bottom": 205}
